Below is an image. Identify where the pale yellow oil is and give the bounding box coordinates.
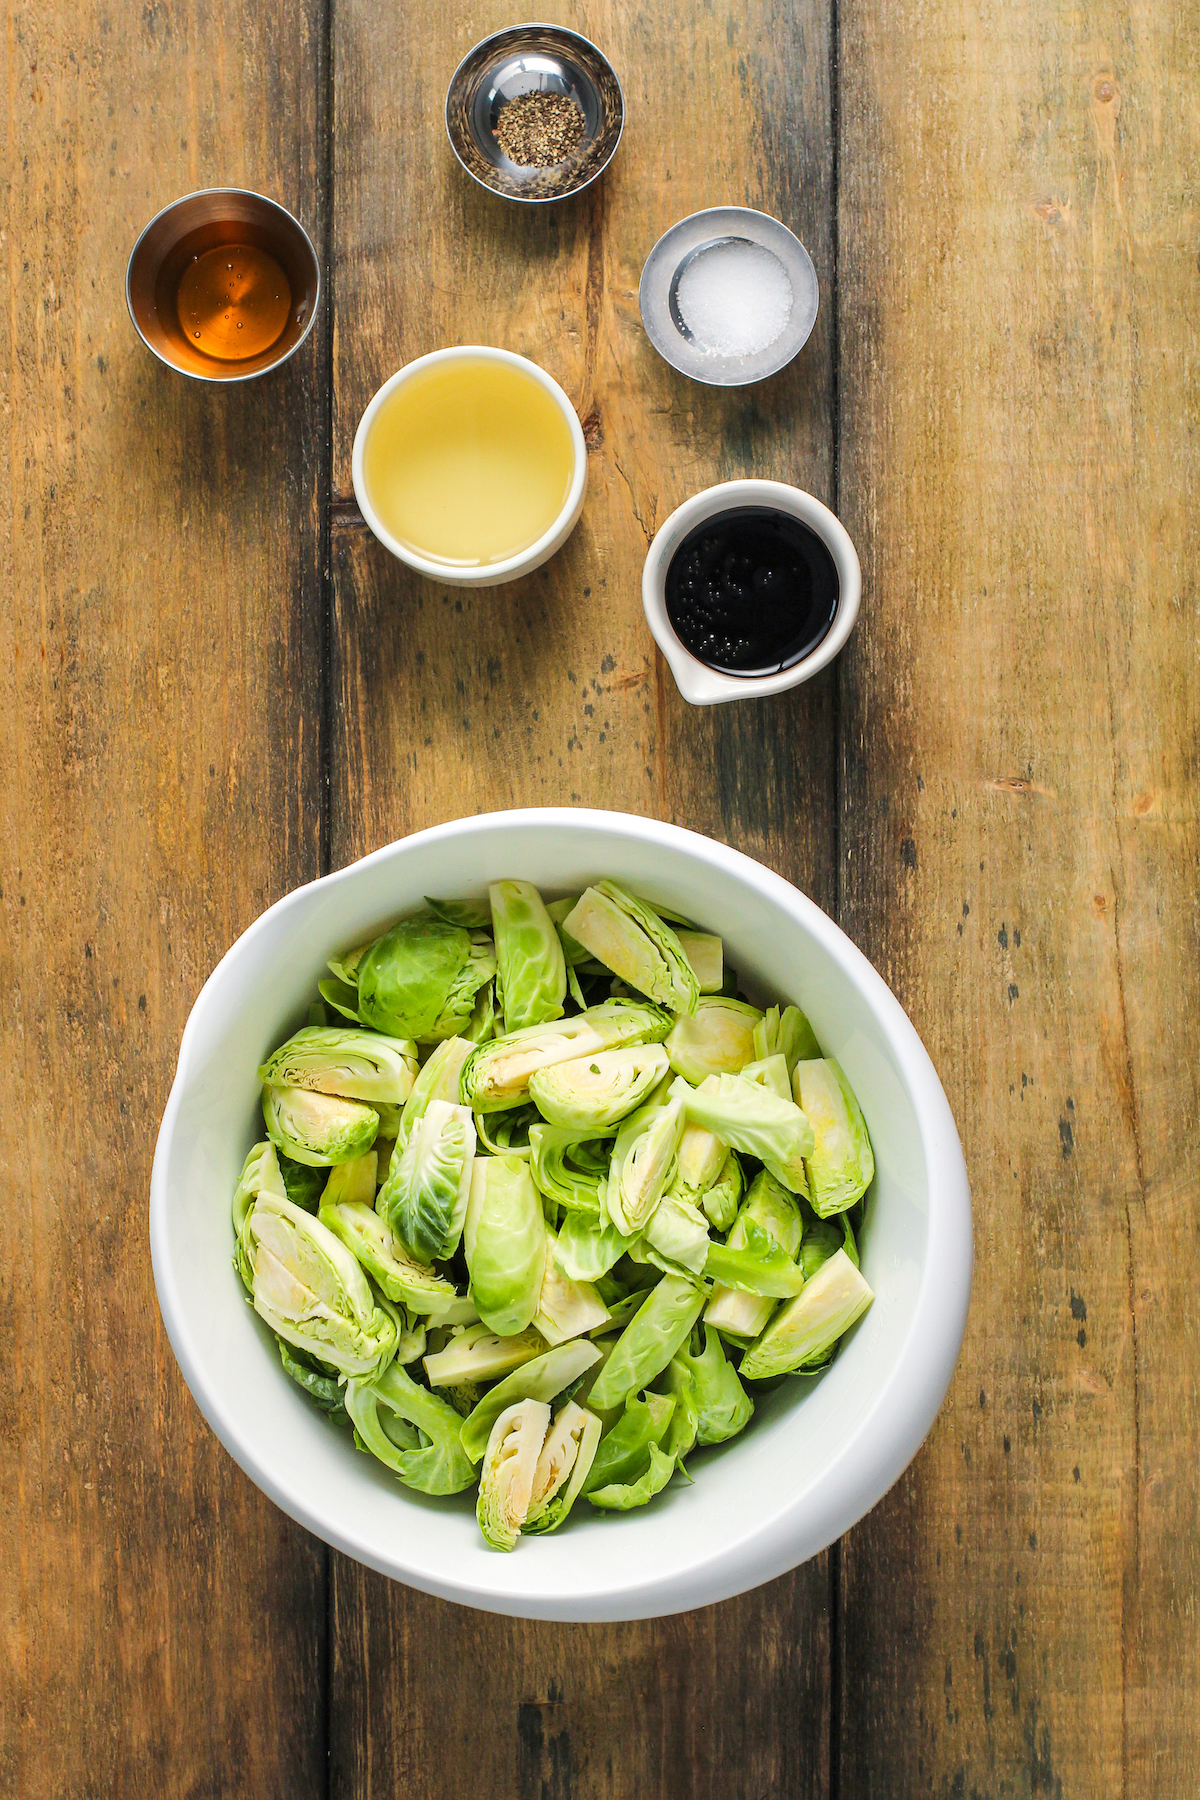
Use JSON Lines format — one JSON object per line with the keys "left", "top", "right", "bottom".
{"left": 362, "top": 357, "right": 576, "bottom": 567}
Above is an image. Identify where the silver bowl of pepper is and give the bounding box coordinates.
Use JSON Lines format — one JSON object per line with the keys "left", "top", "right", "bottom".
{"left": 445, "top": 24, "right": 624, "bottom": 204}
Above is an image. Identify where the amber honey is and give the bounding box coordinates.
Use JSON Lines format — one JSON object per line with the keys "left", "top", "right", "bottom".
{"left": 175, "top": 244, "right": 292, "bottom": 362}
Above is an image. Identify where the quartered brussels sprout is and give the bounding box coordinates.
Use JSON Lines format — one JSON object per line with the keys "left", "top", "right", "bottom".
{"left": 675, "top": 1119, "right": 727, "bottom": 1202}
{"left": 459, "top": 1338, "right": 600, "bottom": 1462}
{"left": 378, "top": 1098, "right": 476, "bottom": 1265}
{"left": 345, "top": 1361, "right": 476, "bottom": 1494}
{"left": 706, "top": 1170, "right": 805, "bottom": 1340}
{"left": 642, "top": 1189, "right": 711, "bottom": 1275}
{"left": 793, "top": 1058, "right": 875, "bottom": 1216}
{"left": 534, "top": 1227, "right": 611, "bottom": 1343}
{"left": 562, "top": 882, "right": 700, "bottom": 1015}
{"left": 262, "top": 1083, "right": 379, "bottom": 1168}
{"left": 477, "top": 1398, "right": 552, "bottom": 1551}
{"left": 739, "top": 1053, "right": 792, "bottom": 1102}
{"left": 581, "top": 1389, "right": 676, "bottom": 1494}
{"left": 739, "top": 1249, "right": 874, "bottom": 1380}
{"left": 588, "top": 1273, "right": 707, "bottom": 1412}
{"left": 604, "top": 1089, "right": 686, "bottom": 1237}
{"left": 665, "top": 999, "right": 762, "bottom": 1084}
{"left": 529, "top": 1123, "right": 605, "bottom": 1214}
{"left": 552, "top": 1209, "right": 634, "bottom": 1283}
{"left": 398, "top": 1036, "right": 474, "bottom": 1146}
{"left": 700, "top": 1149, "right": 744, "bottom": 1232}
{"left": 489, "top": 880, "right": 567, "bottom": 1031}
{"left": 680, "top": 1072, "right": 813, "bottom": 1193}
{"left": 670, "top": 1325, "right": 754, "bottom": 1445}
{"left": 460, "top": 998, "right": 671, "bottom": 1113}
{"left": 463, "top": 1155, "right": 547, "bottom": 1337}
{"left": 258, "top": 1025, "right": 418, "bottom": 1105}
{"left": 321, "top": 1151, "right": 377, "bottom": 1207}
{"left": 753, "top": 1003, "right": 821, "bottom": 1073}
{"left": 525, "top": 1402, "right": 602, "bottom": 1533}
{"left": 674, "top": 930, "right": 723, "bottom": 993}
{"left": 587, "top": 1442, "right": 675, "bottom": 1511}
{"left": 245, "top": 1189, "right": 397, "bottom": 1378}
{"left": 528, "top": 1043, "right": 669, "bottom": 1131}
{"left": 318, "top": 1199, "right": 457, "bottom": 1314}
{"left": 423, "top": 1320, "right": 546, "bottom": 1387}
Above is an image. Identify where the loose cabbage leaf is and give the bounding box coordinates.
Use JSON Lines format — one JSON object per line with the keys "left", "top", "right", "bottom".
{"left": 586, "top": 1442, "right": 675, "bottom": 1511}
{"left": 672, "top": 1325, "right": 754, "bottom": 1445}
{"left": 345, "top": 1360, "right": 476, "bottom": 1494}
{"left": 587, "top": 1273, "right": 706, "bottom": 1412}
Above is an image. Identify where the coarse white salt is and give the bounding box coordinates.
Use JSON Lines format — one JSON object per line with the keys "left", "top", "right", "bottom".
{"left": 675, "top": 239, "right": 795, "bottom": 359}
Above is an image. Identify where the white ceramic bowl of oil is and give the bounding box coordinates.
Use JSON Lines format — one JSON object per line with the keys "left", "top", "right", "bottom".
{"left": 352, "top": 346, "right": 588, "bottom": 588}
{"left": 150, "top": 807, "right": 972, "bottom": 1622}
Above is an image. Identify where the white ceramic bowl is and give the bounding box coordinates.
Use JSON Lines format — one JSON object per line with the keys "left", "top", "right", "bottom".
{"left": 351, "top": 346, "right": 587, "bottom": 588}
{"left": 642, "top": 479, "right": 862, "bottom": 705}
{"left": 150, "top": 809, "right": 971, "bottom": 1621}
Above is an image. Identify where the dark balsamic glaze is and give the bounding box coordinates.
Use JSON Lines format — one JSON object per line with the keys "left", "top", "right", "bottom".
{"left": 664, "top": 506, "right": 840, "bottom": 676}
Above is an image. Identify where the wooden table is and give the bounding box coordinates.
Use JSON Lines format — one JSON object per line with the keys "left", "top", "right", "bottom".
{"left": 4, "top": 1, "right": 1196, "bottom": 1793}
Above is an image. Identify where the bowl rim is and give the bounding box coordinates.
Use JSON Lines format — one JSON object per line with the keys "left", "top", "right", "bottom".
{"left": 350, "top": 345, "right": 588, "bottom": 582}
{"left": 444, "top": 22, "right": 626, "bottom": 205}
{"left": 125, "top": 186, "right": 321, "bottom": 384}
{"left": 642, "top": 479, "right": 863, "bottom": 705}
{"left": 150, "top": 807, "right": 972, "bottom": 1620}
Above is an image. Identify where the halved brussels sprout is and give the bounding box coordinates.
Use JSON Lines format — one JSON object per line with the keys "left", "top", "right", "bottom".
{"left": 262, "top": 1084, "right": 379, "bottom": 1168}
{"left": 665, "top": 999, "right": 762, "bottom": 1084}
{"left": 793, "top": 1058, "right": 875, "bottom": 1216}
{"left": 753, "top": 1003, "right": 821, "bottom": 1073}
{"left": 739, "top": 1053, "right": 792, "bottom": 1102}
{"left": 528, "top": 1043, "right": 669, "bottom": 1131}
{"left": 700, "top": 1150, "right": 744, "bottom": 1231}
{"left": 423, "top": 1321, "right": 545, "bottom": 1386}
{"left": 580, "top": 1389, "right": 676, "bottom": 1494}
{"left": 587, "top": 1273, "right": 707, "bottom": 1412}
{"left": 318, "top": 1199, "right": 457, "bottom": 1314}
{"left": 680, "top": 1072, "right": 813, "bottom": 1193}
{"left": 477, "top": 1398, "right": 552, "bottom": 1551}
{"left": 604, "top": 1090, "right": 685, "bottom": 1237}
{"left": 355, "top": 917, "right": 474, "bottom": 1039}
{"left": 459, "top": 1338, "right": 600, "bottom": 1462}
{"left": 529, "top": 1123, "right": 605, "bottom": 1214}
{"left": 642, "top": 1189, "right": 711, "bottom": 1275}
{"left": 246, "top": 1190, "right": 396, "bottom": 1378}
{"left": 258, "top": 1025, "right": 418, "bottom": 1105}
{"left": 425, "top": 895, "right": 492, "bottom": 930}
{"left": 562, "top": 882, "right": 699, "bottom": 1015}
{"left": 586, "top": 1442, "right": 676, "bottom": 1511}
{"left": 424, "top": 934, "right": 499, "bottom": 1042}
{"left": 553, "top": 1209, "right": 634, "bottom": 1283}
{"left": 704, "top": 1218, "right": 806, "bottom": 1297}
{"left": 739, "top": 1249, "right": 874, "bottom": 1379}
{"left": 461, "top": 998, "right": 670, "bottom": 1113}
{"left": 233, "top": 1141, "right": 286, "bottom": 1286}
{"left": 534, "top": 1227, "right": 611, "bottom": 1343}
{"left": 705, "top": 1170, "right": 805, "bottom": 1339}
{"left": 524, "top": 1402, "right": 602, "bottom": 1533}
{"left": 489, "top": 880, "right": 567, "bottom": 1031}
{"left": 321, "top": 1151, "right": 377, "bottom": 1207}
{"left": 463, "top": 1155, "right": 547, "bottom": 1337}
{"left": 345, "top": 1361, "right": 476, "bottom": 1494}
{"left": 675, "top": 930, "right": 723, "bottom": 994}
{"left": 378, "top": 1098, "right": 476, "bottom": 1264}
{"left": 398, "top": 1036, "right": 474, "bottom": 1146}
{"left": 670, "top": 1325, "right": 754, "bottom": 1445}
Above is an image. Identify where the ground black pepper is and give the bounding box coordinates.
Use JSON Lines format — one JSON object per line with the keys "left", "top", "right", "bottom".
{"left": 495, "top": 92, "right": 586, "bottom": 168}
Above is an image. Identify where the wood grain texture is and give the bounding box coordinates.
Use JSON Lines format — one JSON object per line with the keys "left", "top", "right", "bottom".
{"left": 329, "top": 2, "right": 838, "bottom": 1795}
{"left": 0, "top": 4, "right": 329, "bottom": 1795}
{"left": 836, "top": 0, "right": 1199, "bottom": 1794}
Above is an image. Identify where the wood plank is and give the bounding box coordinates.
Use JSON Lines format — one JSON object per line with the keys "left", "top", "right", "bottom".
{"left": 329, "top": 2, "right": 838, "bottom": 1793}
{"left": 835, "top": 1, "right": 1198, "bottom": 1792}
{"left": 0, "top": 4, "right": 329, "bottom": 1793}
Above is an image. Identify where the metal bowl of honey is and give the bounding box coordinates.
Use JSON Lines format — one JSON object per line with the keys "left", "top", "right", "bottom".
{"left": 445, "top": 24, "right": 624, "bottom": 204}
{"left": 126, "top": 188, "right": 320, "bottom": 383}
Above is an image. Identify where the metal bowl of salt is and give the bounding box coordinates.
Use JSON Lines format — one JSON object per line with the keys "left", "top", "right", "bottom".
{"left": 445, "top": 24, "right": 624, "bottom": 204}
{"left": 639, "top": 207, "right": 819, "bottom": 386}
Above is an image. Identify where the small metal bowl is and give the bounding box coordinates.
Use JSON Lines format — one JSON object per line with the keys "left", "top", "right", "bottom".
{"left": 445, "top": 24, "right": 624, "bottom": 204}
{"left": 126, "top": 188, "right": 320, "bottom": 383}
{"left": 639, "top": 207, "right": 819, "bottom": 387}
